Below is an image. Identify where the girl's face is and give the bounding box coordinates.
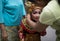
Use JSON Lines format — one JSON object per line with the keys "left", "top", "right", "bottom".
{"left": 31, "top": 8, "right": 42, "bottom": 22}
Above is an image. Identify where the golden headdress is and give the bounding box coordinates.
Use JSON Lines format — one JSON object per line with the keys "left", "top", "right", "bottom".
{"left": 25, "top": 0, "right": 51, "bottom": 13}
{"left": 25, "top": 1, "right": 35, "bottom": 13}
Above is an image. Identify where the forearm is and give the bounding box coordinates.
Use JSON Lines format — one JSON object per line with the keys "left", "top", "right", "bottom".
{"left": 1, "top": 24, "right": 6, "bottom": 32}
{"left": 27, "top": 18, "right": 48, "bottom": 32}
{"left": 1, "top": 24, "right": 8, "bottom": 40}
{"left": 26, "top": 14, "right": 48, "bottom": 32}
{"left": 34, "top": 22, "right": 48, "bottom": 32}
{"left": 26, "top": 18, "right": 36, "bottom": 28}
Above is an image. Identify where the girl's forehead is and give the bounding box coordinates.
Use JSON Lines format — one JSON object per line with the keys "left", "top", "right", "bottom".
{"left": 34, "top": 7, "right": 43, "bottom": 10}
{"left": 34, "top": 9, "right": 40, "bottom": 11}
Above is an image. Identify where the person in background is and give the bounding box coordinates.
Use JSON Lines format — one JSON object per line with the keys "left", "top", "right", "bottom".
{"left": 0, "top": 0, "right": 6, "bottom": 41}
{"left": 0, "top": 0, "right": 26, "bottom": 41}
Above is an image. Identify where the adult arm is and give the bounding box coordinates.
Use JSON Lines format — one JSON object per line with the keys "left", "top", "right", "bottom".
{"left": 0, "top": 0, "right": 8, "bottom": 40}
{"left": 26, "top": 7, "right": 56, "bottom": 32}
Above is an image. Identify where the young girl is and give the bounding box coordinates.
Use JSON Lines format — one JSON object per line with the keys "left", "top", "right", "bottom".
{"left": 18, "top": 5, "right": 46, "bottom": 41}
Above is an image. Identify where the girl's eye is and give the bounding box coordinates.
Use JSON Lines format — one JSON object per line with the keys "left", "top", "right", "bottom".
{"left": 33, "top": 12, "right": 37, "bottom": 14}
{"left": 33, "top": 11, "right": 41, "bottom": 14}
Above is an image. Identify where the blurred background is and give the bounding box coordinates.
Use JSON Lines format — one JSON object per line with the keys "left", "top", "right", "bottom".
{"left": 41, "top": 26, "right": 56, "bottom": 41}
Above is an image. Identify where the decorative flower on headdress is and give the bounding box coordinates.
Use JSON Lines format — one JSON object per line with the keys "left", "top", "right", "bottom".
{"left": 25, "top": 1, "right": 35, "bottom": 13}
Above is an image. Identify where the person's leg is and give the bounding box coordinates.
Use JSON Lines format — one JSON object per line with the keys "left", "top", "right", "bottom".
{"left": 5, "top": 26, "right": 19, "bottom": 41}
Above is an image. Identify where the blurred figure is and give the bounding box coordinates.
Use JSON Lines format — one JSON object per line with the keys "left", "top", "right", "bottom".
{"left": 0, "top": 0, "right": 26, "bottom": 41}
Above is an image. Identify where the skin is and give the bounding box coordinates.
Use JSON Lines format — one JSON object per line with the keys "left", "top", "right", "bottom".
{"left": 26, "top": 6, "right": 48, "bottom": 32}
{"left": 19, "top": 7, "right": 42, "bottom": 41}
{"left": 26, "top": 13, "right": 48, "bottom": 32}
{"left": 1, "top": 24, "right": 8, "bottom": 40}
{"left": 31, "top": 8, "right": 42, "bottom": 22}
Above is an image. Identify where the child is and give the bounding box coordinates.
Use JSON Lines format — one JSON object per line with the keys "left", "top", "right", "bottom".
{"left": 18, "top": 5, "right": 46, "bottom": 41}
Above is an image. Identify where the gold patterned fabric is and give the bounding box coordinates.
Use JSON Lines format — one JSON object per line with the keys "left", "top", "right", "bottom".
{"left": 24, "top": 33, "right": 40, "bottom": 41}
{"left": 19, "top": 19, "right": 41, "bottom": 41}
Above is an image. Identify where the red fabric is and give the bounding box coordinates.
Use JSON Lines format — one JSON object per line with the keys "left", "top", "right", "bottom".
{"left": 21, "top": 22, "right": 36, "bottom": 33}
{"left": 19, "top": 22, "right": 46, "bottom": 36}
{"left": 40, "top": 30, "right": 46, "bottom": 36}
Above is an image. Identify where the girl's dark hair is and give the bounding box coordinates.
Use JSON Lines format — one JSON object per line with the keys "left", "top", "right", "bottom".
{"left": 28, "top": 0, "right": 35, "bottom": 3}
{"left": 57, "top": 0, "right": 60, "bottom": 5}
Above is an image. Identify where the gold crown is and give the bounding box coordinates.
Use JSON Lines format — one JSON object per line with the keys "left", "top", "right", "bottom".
{"left": 25, "top": 1, "right": 35, "bottom": 13}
